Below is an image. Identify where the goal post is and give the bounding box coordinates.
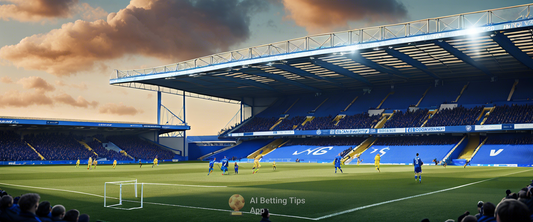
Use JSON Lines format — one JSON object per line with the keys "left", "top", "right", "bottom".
{"left": 104, "top": 179, "right": 143, "bottom": 210}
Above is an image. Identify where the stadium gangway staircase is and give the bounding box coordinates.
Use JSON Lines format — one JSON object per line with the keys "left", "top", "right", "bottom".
{"left": 343, "top": 137, "right": 376, "bottom": 164}
{"left": 420, "top": 109, "right": 438, "bottom": 127}
{"left": 93, "top": 137, "right": 103, "bottom": 143}
{"left": 441, "top": 136, "right": 466, "bottom": 164}
{"left": 376, "top": 92, "right": 394, "bottom": 109}
{"left": 453, "top": 82, "right": 469, "bottom": 103}
{"left": 342, "top": 96, "right": 358, "bottom": 112}
{"left": 25, "top": 142, "right": 45, "bottom": 160}
{"left": 478, "top": 107, "right": 495, "bottom": 125}
{"left": 373, "top": 113, "right": 393, "bottom": 129}
{"left": 198, "top": 143, "right": 240, "bottom": 160}
{"left": 507, "top": 80, "right": 519, "bottom": 101}
{"left": 415, "top": 87, "right": 432, "bottom": 107}
{"left": 269, "top": 117, "right": 286, "bottom": 131}
{"left": 300, "top": 116, "right": 315, "bottom": 127}
{"left": 247, "top": 139, "right": 285, "bottom": 159}
{"left": 457, "top": 135, "right": 480, "bottom": 160}
{"left": 467, "top": 137, "right": 488, "bottom": 161}
{"left": 333, "top": 114, "right": 346, "bottom": 126}
{"left": 78, "top": 140, "right": 98, "bottom": 156}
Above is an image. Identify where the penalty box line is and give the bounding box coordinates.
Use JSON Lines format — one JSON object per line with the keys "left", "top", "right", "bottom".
{"left": 313, "top": 168, "right": 533, "bottom": 221}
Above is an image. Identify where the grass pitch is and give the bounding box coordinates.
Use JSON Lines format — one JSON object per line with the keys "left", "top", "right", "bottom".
{"left": 0, "top": 162, "right": 531, "bottom": 222}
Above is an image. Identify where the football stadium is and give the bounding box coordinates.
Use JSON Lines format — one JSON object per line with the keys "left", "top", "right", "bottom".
{"left": 2, "top": 2, "right": 533, "bottom": 222}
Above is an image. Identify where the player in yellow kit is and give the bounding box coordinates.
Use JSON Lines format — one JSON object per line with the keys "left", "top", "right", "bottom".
{"left": 112, "top": 159, "right": 117, "bottom": 169}
{"left": 374, "top": 153, "right": 381, "bottom": 172}
{"left": 272, "top": 161, "right": 276, "bottom": 170}
{"left": 93, "top": 159, "right": 98, "bottom": 169}
{"left": 87, "top": 157, "right": 92, "bottom": 170}
{"left": 76, "top": 158, "right": 80, "bottom": 168}
{"left": 152, "top": 156, "right": 158, "bottom": 168}
{"left": 252, "top": 155, "right": 262, "bottom": 174}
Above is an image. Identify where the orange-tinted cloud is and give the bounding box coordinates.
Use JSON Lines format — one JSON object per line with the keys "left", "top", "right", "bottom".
{"left": 282, "top": 0, "right": 408, "bottom": 33}
{"left": 0, "top": 76, "right": 12, "bottom": 83}
{"left": 0, "top": 90, "right": 54, "bottom": 108}
{"left": 0, "top": 0, "right": 78, "bottom": 22}
{"left": 54, "top": 92, "right": 98, "bottom": 108}
{"left": 55, "top": 80, "right": 88, "bottom": 90}
{"left": 17, "top": 76, "right": 55, "bottom": 91}
{"left": 99, "top": 102, "right": 142, "bottom": 116}
{"left": 0, "top": 0, "right": 268, "bottom": 76}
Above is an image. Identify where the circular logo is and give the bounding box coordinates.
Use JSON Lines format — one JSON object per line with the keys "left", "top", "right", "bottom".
{"left": 229, "top": 194, "right": 245, "bottom": 212}
{"left": 465, "top": 125, "right": 472, "bottom": 132}
{"left": 316, "top": 129, "right": 322, "bottom": 135}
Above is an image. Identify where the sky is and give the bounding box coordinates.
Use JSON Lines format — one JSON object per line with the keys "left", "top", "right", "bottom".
{"left": 0, "top": 0, "right": 531, "bottom": 136}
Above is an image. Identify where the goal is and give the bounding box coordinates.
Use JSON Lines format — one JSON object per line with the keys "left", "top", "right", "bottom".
{"left": 104, "top": 179, "right": 144, "bottom": 210}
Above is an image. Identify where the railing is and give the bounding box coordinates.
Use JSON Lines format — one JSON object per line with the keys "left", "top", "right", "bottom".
{"left": 112, "top": 4, "right": 532, "bottom": 80}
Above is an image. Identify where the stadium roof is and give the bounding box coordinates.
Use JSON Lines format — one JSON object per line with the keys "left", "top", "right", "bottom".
{"left": 0, "top": 116, "right": 189, "bottom": 134}
{"left": 110, "top": 4, "right": 533, "bottom": 103}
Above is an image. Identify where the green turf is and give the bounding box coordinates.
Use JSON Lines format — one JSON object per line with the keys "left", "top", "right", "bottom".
{"left": 0, "top": 162, "right": 531, "bottom": 222}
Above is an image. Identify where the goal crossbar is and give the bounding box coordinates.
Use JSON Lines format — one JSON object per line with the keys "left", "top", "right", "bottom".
{"left": 104, "top": 179, "right": 143, "bottom": 210}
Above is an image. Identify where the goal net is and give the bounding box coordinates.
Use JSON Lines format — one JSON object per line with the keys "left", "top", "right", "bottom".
{"left": 104, "top": 180, "right": 143, "bottom": 210}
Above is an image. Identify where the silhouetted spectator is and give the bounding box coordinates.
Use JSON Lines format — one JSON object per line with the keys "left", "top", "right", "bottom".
{"left": 260, "top": 208, "right": 271, "bottom": 222}
{"left": 51, "top": 205, "right": 66, "bottom": 222}
{"left": 495, "top": 199, "right": 530, "bottom": 222}
{"left": 63, "top": 209, "right": 79, "bottom": 222}
{"left": 37, "top": 201, "right": 53, "bottom": 222}
{"left": 78, "top": 214, "right": 89, "bottom": 222}
{"left": 461, "top": 215, "right": 477, "bottom": 222}
{"left": 477, "top": 202, "right": 496, "bottom": 222}
{"left": 0, "top": 195, "right": 20, "bottom": 222}
{"left": 17, "top": 193, "right": 40, "bottom": 222}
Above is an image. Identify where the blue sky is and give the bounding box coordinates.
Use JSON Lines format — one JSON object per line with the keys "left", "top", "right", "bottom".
{"left": 0, "top": 0, "right": 530, "bottom": 135}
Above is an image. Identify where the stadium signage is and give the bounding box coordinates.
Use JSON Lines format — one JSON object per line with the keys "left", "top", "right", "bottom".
{"left": 406, "top": 127, "right": 445, "bottom": 133}
{"left": 46, "top": 121, "right": 59, "bottom": 125}
{"left": 377, "top": 128, "right": 405, "bottom": 133}
{"left": 329, "top": 129, "right": 368, "bottom": 135}
{"left": 292, "top": 147, "right": 333, "bottom": 155}
{"left": 474, "top": 125, "right": 501, "bottom": 131}
{"left": 0, "top": 120, "right": 16, "bottom": 124}
{"left": 276, "top": 130, "right": 295, "bottom": 135}
{"left": 514, "top": 123, "right": 533, "bottom": 129}
{"left": 142, "top": 125, "right": 161, "bottom": 128}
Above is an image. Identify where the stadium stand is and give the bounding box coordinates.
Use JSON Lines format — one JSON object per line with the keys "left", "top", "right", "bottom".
{"left": 485, "top": 104, "right": 533, "bottom": 124}
{"left": 359, "top": 136, "right": 460, "bottom": 164}
{"left": 24, "top": 133, "right": 93, "bottom": 161}
{"left": 425, "top": 106, "right": 484, "bottom": 127}
{"left": 86, "top": 140, "right": 129, "bottom": 161}
{"left": 207, "top": 139, "right": 274, "bottom": 161}
{"left": 107, "top": 135, "right": 174, "bottom": 160}
{"left": 383, "top": 109, "right": 429, "bottom": 128}
{"left": 0, "top": 131, "right": 41, "bottom": 161}
{"left": 470, "top": 134, "right": 533, "bottom": 166}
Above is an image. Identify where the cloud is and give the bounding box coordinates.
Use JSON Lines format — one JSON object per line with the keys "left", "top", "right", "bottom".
{"left": 0, "top": 76, "right": 12, "bottom": 83}
{"left": 99, "top": 102, "right": 142, "bottom": 116}
{"left": 0, "top": 90, "right": 54, "bottom": 108}
{"left": 55, "top": 80, "right": 88, "bottom": 90}
{"left": 0, "top": 0, "right": 269, "bottom": 76}
{"left": 281, "top": 0, "right": 408, "bottom": 33}
{"left": 0, "top": 0, "right": 78, "bottom": 22}
{"left": 77, "top": 3, "right": 108, "bottom": 21}
{"left": 54, "top": 92, "right": 98, "bottom": 108}
{"left": 17, "top": 76, "right": 55, "bottom": 91}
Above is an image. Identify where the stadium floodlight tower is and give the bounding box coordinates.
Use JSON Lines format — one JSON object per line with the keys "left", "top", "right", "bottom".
{"left": 110, "top": 3, "right": 533, "bottom": 140}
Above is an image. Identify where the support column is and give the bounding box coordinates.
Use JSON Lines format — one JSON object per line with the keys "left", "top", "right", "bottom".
{"left": 183, "top": 92, "right": 186, "bottom": 157}
{"left": 157, "top": 91, "right": 162, "bottom": 125}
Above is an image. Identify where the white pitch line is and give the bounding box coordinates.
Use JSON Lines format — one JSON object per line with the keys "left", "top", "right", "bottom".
{"left": 313, "top": 168, "right": 533, "bottom": 220}
{"left": 0, "top": 182, "right": 104, "bottom": 198}
{"left": 140, "top": 183, "right": 227, "bottom": 188}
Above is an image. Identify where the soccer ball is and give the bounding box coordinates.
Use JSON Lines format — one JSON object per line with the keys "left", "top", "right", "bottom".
{"left": 228, "top": 194, "right": 245, "bottom": 211}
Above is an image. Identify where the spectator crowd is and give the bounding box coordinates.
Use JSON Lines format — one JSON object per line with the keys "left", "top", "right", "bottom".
{"left": 426, "top": 106, "right": 484, "bottom": 127}
{"left": 485, "top": 104, "right": 533, "bottom": 125}
{"left": 0, "top": 192, "right": 90, "bottom": 222}
{"left": 384, "top": 109, "right": 429, "bottom": 128}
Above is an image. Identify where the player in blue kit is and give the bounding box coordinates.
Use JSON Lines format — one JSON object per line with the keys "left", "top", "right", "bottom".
{"left": 414, "top": 153, "right": 423, "bottom": 183}
{"left": 221, "top": 156, "right": 229, "bottom": 175}
{"left": 334, "top": 153, "right": 343, "bottom": 173}
{"left": 208, "top": 157, "right": 216, "bottom": 175}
